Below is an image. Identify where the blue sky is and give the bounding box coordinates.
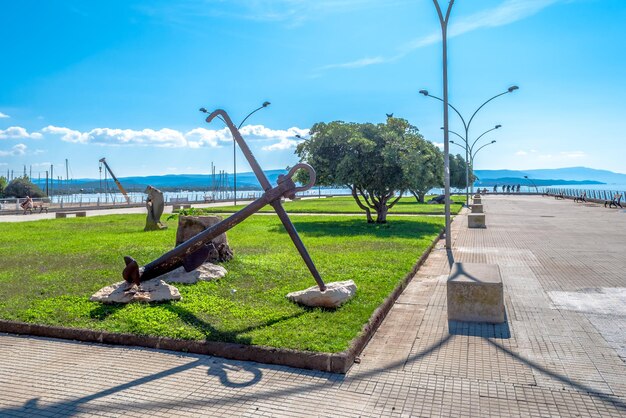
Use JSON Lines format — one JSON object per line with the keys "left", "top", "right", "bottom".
{"left": 1, "top": 0, "right": 625, "bottom": 179}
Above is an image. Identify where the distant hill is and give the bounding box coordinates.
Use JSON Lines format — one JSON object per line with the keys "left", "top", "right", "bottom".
{"left": 475, "top": 167, "right": 626, "bottom": 185}
{"left": 34, "top": 169, "right": 288, "bottom": 192}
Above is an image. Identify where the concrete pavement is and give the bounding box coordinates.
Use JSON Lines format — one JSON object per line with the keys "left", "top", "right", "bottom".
{"left": 0, "top": 195, "right": 625, "bottom": 417}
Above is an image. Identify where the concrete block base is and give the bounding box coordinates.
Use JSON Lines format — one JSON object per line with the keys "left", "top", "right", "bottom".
{"left": 473, "top": 197, "right": 482, "bottom": 205}
{"left": 447, "top": 263, "right": 505, "bottom": 323}
{"left": 471, "top": 204, "right": 484, "bottom": 214}
{"left": 468, "top": 213, "right": 486, "bottom": 228}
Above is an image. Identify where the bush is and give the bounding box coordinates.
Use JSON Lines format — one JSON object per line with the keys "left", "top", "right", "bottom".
{"left": 0, "top": 176, "right": 7, "bottom": 197}
{"left": 3, "top": 176, "right": 46, "bottom": 198}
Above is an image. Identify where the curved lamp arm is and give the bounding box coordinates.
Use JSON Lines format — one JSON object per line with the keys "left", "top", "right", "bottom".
{"left": 421, "top": 90, "right": 467, "bottom": 131}
{"left": 470, "top": 125, "right": 500, "bottom": 154}
{"left": 467, "top": 86, "right": 518, "bottom": 129}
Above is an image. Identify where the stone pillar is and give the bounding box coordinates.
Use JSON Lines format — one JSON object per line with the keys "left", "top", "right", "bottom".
{"left": 447, "top": 262, "right": 505, "bottom": 323}
{"left": 468, "top": 213, "right": 486, "bottom": 228}
{"left": 176, "top": 215, "right": 233, "bottom": 263}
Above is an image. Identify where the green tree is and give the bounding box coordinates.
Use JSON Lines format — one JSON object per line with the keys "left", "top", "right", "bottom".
{"left": 3, "top": 176, "right": 46, "bottom": 198}
{"left": 449, "top": 154, "right": 474, "bottom": 190}
{"left": 0, "top": 176, "right": 7, "bottom": 197}
{"left": 296, "top": 118, "right": 421, "bottom": 223}
{"left": 401, "top": 140, "right": 444, "bottom": 203}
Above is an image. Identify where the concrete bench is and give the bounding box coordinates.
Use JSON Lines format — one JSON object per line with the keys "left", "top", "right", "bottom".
{"left": 56, "top": 211, "right": 87, "bottom": 218}
{"left": 471, "top": 204, "right": 484, "bottom": 214}
{"left": 172, "top": 204, "right": 192, "bottom": 211}
{"left": 447, "top": 262, "right": 505, "bottom": 324}
{"left": 468, "top": 213, "right": 486, "bottom": 228}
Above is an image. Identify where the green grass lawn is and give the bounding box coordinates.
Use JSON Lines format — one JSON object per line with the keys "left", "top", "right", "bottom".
{"left": 199, "top": 195, "right": 465, "bottom": 215}
{"left": 0, "top": 213, "right": 444, "bottom": 353}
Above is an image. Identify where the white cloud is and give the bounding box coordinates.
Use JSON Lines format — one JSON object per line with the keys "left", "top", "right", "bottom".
{"left": 41, "top": 124, "right": 309, "bottom": 150}
{"left": 0, "top": 143, "right": 27, "bottom": 157}
{"left": 0, "top": 112, "right": 9, "bottom": 119}
{"left": 142, "top": 0, "right": 411, "bottom": 26}
{"left": 537, "top": 150, "right": 587, "bottom": 161}
{"left": 433, "top": 142, "right": 444, "bottom": 150}
{"left": 184, "top": 127, "right": 232, "bottom": 148}
{"left": 262, "top": 137, "right": 302, "bottom": 151}
{"left": 321, "top": 0, "right": 563, "bottom": 70}
{"left": 0, "top": 126, "right": 42, "bottom": 140}
{"left": 559, "top": 151, "right": 586, "bottom": 159}
{"left": 515, "top": 150, "right": 528, "bottom": 156}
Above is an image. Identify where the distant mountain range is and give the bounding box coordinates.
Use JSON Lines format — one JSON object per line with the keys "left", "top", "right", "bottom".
{"left": 35, "top": 169, "right": 288, "bottom": 192}
{"left": 474, "top": 167, "right": 626, "bottom": 187}
{"left": 33, "top": 166, "right": 626, "bottom": 193}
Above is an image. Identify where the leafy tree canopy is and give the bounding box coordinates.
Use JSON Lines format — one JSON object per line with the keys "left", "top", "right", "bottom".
{"left": 0, "top": 176, "right": 7, "bottom": 197}
{"left": 3, "top": 176, "right": 46, "bottom": 198}
{"left": 296, "top": 117, "right": 430, "bottom": 223}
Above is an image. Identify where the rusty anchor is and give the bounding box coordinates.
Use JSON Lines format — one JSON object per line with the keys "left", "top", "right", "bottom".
{"left": 122, "top": 109, "right": 326, "bottom": 291}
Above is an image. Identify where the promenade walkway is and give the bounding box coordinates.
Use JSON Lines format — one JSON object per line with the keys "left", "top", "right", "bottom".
{"left": 0, "top": 196, "right": 625, "bottom": 416}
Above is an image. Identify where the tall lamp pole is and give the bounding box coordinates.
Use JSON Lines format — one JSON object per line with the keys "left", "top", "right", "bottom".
{"left": 524, "top": 175, "right": 539, "bottom": 194}
{"left": 420, "top": 86, "right": 518, "bottom": 206}
{"left": 448, "top": 125, "right": 500, "bottom": 194}
{"left": 200, "top": 101, "right": 270, "bottom": 205}
{"left": 451, "top": 139, "right": 496, "bottom": 179}
{"left": 432, "top": 0, "right": 454, "bottom": 249}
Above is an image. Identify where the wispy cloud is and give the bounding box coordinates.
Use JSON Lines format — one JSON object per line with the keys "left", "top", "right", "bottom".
{"left": 0, "top": 126, "right": 42, "bottom": 140}
{"left": 320, "top": 0, "right": 563, "bottom": 71}
{"left": 0, "top": 144, "right": 27, "bottom": 157}
{"left": 42, "top": 124, "right": 308, "bottom": 150}
{"left": 141, "top": 0, "right": 410, "bottom": 28}
{"left": 0, "top": 112, "right": 9, "bottom": 119}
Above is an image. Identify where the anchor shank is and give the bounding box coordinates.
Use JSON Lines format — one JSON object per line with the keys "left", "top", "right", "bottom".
{"left": 271, "top": 201, "right": 326, "bottom": 291}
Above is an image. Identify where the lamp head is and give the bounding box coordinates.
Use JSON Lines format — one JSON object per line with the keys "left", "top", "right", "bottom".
{"left": 419, "top": 90, "right": 429, "bottom": 96}
{"left": 295, "top": 134, "right": 303, "bottom": 139}
{"left": 508, "top": 85, "right": 519, "bottom": 93}
{"left": 495, "top": 124, "right": 502, "bottom": 129}
{"left": 450, "top": 140, "right": 456, "bottom": 144}
{"left": 199, "top": 107, "right": 208, "bottom": 113}
{"left": 262, "top": 101, "right": 271, "bottom": 107}
{"left": 491, "top": 140, "right": 496, "bottom": 144}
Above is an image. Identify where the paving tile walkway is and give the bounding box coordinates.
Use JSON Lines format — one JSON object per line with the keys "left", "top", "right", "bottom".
{"left": 1, "top": 195, "right": 625, "bottom": 417}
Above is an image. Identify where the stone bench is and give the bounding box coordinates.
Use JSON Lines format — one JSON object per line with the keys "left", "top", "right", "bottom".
{"left": 56, "top": 211, "right": 87, "bottom": 218}
{"left": 447, "top": 262, "right": 505, "bottom": 324}
{"left": 172, "top": 204, "right": 192, "bottom": 211}
{"left": 468, "top": 213, "right": 486, "bottom": 228}
{"left": 471, "top": 204, "right": 483, "bottom": 214}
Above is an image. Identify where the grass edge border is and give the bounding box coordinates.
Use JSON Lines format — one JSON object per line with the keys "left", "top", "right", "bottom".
{"left": 0, "top": 227, "right": 444, "bottom": 374}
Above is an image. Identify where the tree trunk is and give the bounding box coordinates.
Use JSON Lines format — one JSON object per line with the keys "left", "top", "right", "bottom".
{"left": 410, "top": 190, "right": 426, "bottom": 203}
{"left": 374, "top": 196, "right": 389, "bottom": 223}
{"left": 350, "top": 185, "right": 373, "bottom": 223}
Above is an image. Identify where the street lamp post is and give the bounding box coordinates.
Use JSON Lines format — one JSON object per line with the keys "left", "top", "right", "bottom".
{"left": 448, "top": 125, "right": 500, "bottom": 194}
{"left": 201, "top": 101, "right": 270, "bottom": 206}
{"left": 524, "top": 175, "right": 539, "bottom": 194}
{"left": 450, "top": 139, "right": 496, "bottom": 185}
{"left": 420, "top": 86, "right": 518, "bottom": 206}
{"left": 432, "top": 0, "right": 454, "bottom": 249}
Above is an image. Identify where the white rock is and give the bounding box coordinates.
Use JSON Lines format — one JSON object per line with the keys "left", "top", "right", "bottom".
{"left": 159, "top": 263, "right": 227, "bottom": 284}
{"left": 286, "top": 280, "right": 357, "bottom": 308}
{"left": 90, "top": 279, "right": 181, "bottom": 304}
